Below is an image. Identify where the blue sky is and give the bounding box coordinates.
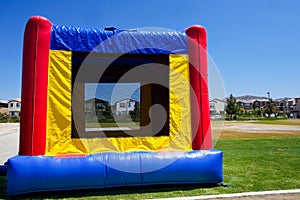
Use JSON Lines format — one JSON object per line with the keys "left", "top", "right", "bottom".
{"left": 0, "top": 0, "right": 299, "bottom": 100}
{"left": 85, "top": 83, "right": 140, "bottom": 105}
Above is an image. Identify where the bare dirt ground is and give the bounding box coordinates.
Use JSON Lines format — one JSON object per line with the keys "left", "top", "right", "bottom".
{"left": 211, "top": 120, "right": 300, "bottom": 140}
{"left": 224, "top": 122, "right": 300, "bottom": 133}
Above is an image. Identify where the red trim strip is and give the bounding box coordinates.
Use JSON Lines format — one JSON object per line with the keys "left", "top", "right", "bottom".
{"left": 54, "top": 154, "right": 87, "bottom": 158}
{"left": 19, "top": 16, "right": 52, "bottom": 155}
{"left": 186, "top": 25, "right": 212, "bottom": 150}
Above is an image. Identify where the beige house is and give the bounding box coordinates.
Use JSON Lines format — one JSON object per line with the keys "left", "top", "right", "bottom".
{"left": 115, "top": 99, "right": 137, "bottom": 116}
{"left": 210, "top": 99, "right": 226, "bottom": 115}
{"left": 276, "top": 98, "right": 296, "bottom": 114}
{"left": 8, "top": 98, "right": 21, "bottom": 117}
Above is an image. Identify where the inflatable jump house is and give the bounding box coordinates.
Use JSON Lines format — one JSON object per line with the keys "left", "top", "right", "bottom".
{"left": 7, "top": 16, "right": 223, "bottom": 195}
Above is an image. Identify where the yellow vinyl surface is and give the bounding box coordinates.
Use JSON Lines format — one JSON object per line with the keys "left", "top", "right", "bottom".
{"left": 46, "top": 50, "right": 191, "bottom": 155}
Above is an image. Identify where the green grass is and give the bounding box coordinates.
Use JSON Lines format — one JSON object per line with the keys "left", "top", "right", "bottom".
{"left": 216, "top": 137, "right": 300, "bottom": 192}
{"left": 1, "top": 137, "right": 299, "bottom": 199}
{"left": 86, "top": 122, "right": 140, "bottom": 129}
{"left": 0, "top": 176, "right": 6, "bottom": 199}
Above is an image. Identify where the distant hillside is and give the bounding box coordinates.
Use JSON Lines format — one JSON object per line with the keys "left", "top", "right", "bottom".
{"left": 274, "top": 97, "right": 294, "bottom": 101}
{"left": 235, "top": 95, "right": 268, "bottom": 101}
{"left": 235, "top": 95, "right": 291, "bottom": 101}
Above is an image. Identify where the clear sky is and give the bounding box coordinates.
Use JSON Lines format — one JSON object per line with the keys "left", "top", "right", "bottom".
{"left": 85, "top": 83, "right": 140, "bottom": 105}
{"left": 0, "top": 0, "right": 299, "bottom": 100}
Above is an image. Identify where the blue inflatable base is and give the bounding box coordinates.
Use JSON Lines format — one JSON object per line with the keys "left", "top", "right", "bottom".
{"left": 7, "top": 149, "right": 223, "bottom": 195}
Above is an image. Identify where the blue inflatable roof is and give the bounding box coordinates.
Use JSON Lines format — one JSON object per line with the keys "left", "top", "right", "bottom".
{"left": 50, "top": 25, "right": 188, "bottom": 54}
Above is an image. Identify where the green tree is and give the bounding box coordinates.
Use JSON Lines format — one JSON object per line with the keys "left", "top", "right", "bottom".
{"left": 264, "top": 98, "right": 276, "bottom": 117}
{"left": 130, "top": 102, "right": 140, "bottom": 122}
{"left": 103, "top": 104, "right": 113, "bottom": 119}
{"left": 0, "top": 113, "right": 8, "bottom": 122}
{"left": 226, "top": 94, "right": 239, "bottom": 120}
{"left": 252, "top": 109, "right": 261, "bottom": 116}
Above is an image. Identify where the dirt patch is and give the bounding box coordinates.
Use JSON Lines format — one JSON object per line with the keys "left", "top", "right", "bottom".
{"left": 224, "top": 123, "right": 300, "bottom": 133}
{"left": 211, "top": 121, "right": 300, "bottom": 140}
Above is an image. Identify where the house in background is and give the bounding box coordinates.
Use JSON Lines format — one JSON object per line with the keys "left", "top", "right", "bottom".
{"left": 237, "top": 99, "right": 254, "bottom": 112}
{"left": 85, "top": 98, "right": 110, "bottom": 119}
{"left": 294, "top": 97, "right": 300, "bottom": 118}
{"left": 8, "top": 98, "right": 21, "bottom": 118}
{"left": 276, "top": 98, "right": 296, "bottom": 115}
{"left": 210, "top": 99, "right": 226, "bottom": 115}
{"left": 237, "top": 98, "right": 269, "bottom": 113}
{"left": 252, "top": 99, "right": 269, "bottom": 111}
{"left": 235, "top": 95, "right": 299, "bottom": 117}
{"left": 0, "top": 100, "right": 8, "bottom": 114}
{"left": 115, "top": 99, "right": 137, "bottom": 116}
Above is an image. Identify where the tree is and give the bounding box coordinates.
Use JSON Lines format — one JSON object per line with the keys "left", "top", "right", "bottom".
{"left": 264, "top": 98, "right": 276, "bottom": 117}
{"left": 252, "top": 109, "right": 261, "bottom": 116}
{"left": 226, "top": 94, "right": 239, "bottom": 120}
{"left": 103, "top": 104, "right": 113, "bottom": 120}
{"left": 130, "top": 102, "right": 140, "bottom": 122}
{"left": 0, "top": 113, "right": 8, "bottom": 122}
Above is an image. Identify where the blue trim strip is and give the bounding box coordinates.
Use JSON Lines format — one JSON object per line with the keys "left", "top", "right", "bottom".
{"left": 7, "top": 150, "right": 223, "bottom": 195}
{"left": 50, "top": 25, "right": 188, "bottom": 54}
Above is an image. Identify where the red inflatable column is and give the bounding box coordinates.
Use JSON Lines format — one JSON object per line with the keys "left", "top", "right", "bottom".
{"left": 186, "top": 25, "right": 212, "bottom": 150}
{"left": 19, "top": 16, "right": 52, "bottom": 155}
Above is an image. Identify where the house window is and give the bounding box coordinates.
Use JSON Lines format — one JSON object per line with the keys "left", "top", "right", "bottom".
{"left": 71, "top": 52, "right": 169, "bottom": 138}
{"left": 11, "top": 111, "right": 18, "bottom": 116}
{"left": 119, "top": 103, "right": 126, "bottom": 108}
{"left": 96, "top": 103, "right": 103, "bottom": 109}
{"left": 245, "top": 103, "right": 251, "bottom": 108}
{"left": 83, "top": 83, "right": 140, "bottom": 132}
{"left": 10, "top": 103, "right": 14, "bottom": 108}
{"left": 16, "top": 103, "right": 20, "bottom": 108}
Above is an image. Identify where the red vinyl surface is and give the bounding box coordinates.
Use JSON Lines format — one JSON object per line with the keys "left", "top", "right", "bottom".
{"left": 19, "top": 16, "right": 52, "bottom": 155}
{"left": 186, "top": 26, "right": 212, "bottom": 150}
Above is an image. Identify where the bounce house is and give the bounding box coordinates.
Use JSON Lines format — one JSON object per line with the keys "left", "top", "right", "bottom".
{"left": 6, "top": 16, "right": 223, "bottom": 195}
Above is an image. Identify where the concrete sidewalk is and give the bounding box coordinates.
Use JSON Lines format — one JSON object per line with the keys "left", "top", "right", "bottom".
{"left": 0, "top": 123, "right": 19, "bottom": 165}
{"left": 150, "top": 189, "right": 300, "bottom": 200}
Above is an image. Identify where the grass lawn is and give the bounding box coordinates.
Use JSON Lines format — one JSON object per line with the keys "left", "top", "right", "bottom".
{"left": 217, "top": 137, "right": 300, "bottom": 192}
{"left": 0, "top": 120, "right": 299, "bottom": 199}
{"left": 86, "top": 122, "right": 140, "bottom": 129}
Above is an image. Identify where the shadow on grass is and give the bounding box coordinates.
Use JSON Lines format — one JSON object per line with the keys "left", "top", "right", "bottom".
{"left": 0, "top": 176, "right": 7, "bottom": 199}
{"left": 0, "top": 176, "right": 220, "bottom": 200}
